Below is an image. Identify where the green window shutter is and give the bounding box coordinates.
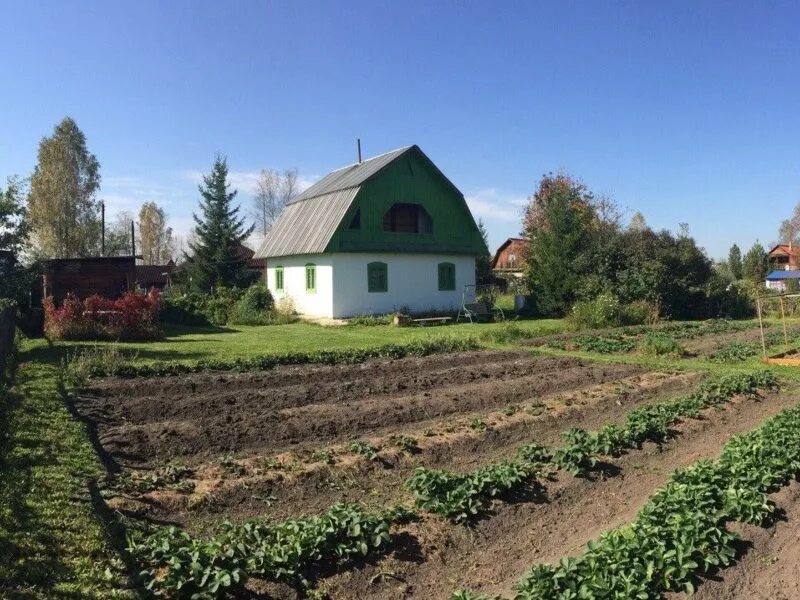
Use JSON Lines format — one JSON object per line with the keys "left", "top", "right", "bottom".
{"left": 438, "top": 262, "right": 456, "bottom": 291}
{"left": 367, "top": 262, "right": 388, "bottom": 293}
{"left": 275, "top": 267, "right": 284, "bottom": 291}
{"left": 305, "top": 264, "right": 316, "bottom": 293}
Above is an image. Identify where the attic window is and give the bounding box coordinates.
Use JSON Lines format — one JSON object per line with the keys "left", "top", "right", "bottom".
{"left": 349, "top": 208, "right": 361, "bottom": 230}
{"left": 383, "top": 203, "right": 432, "bottom": 234}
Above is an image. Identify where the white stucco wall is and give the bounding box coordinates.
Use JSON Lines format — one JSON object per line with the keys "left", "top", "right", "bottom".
{"left": 266, "top": 253, "right": 476, "bottom": 318}
{"left": 266, "top": 254, "right": 335, "bottom": 318}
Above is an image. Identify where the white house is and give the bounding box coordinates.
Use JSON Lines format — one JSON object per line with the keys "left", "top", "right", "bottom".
{"left": 254, "top": 145, "right": 487, "bottom": 318}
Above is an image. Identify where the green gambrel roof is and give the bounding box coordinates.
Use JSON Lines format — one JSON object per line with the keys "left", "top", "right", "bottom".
{"left": 289, "top": 146, "right": 413, "bottom": 203}
{"left": 255, "top": 145, "right": 484, "bottom": 259}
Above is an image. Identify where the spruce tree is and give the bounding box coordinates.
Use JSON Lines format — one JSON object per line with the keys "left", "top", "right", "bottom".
{"left": 185, "top": 155, "right": 254, "bottom": 291}
{"left": 728, "top": 243, "right": 743, "bottom": 280}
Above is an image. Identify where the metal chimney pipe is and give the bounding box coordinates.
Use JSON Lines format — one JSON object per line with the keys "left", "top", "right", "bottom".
{"left": 357, "top": 138, "right": 362, "bottom": 163}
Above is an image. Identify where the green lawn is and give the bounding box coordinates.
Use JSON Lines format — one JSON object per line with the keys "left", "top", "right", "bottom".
{"left": 0, "top": 361, "right": 133, "bottom": 599}
{"left": 26, "top": 318, "right": 569, "bottom": 366}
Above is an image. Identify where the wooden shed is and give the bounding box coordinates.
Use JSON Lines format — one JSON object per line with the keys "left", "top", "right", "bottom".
{"left": 42, "top": 256, "right": 136, "bottom": 304}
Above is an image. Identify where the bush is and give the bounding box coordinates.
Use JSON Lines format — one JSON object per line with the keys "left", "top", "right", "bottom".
{"left": 229, "top": 285, "right": 276, "bottom": 325}
{"left": 159, "top": 291, "right": 211, "bottom": 326}
{"left": 162, "top": 286, "right": 292, "bottom": 327}
{"left": 640, "top": 333, "right": 684, "bottom": 356}
{"left": 44, "top": 290, "right": 161, "bottom": 341}
{"left": 569, "top": 293, "right": 620, "bottom": 330}
{"left": 620, "top": 300, "right": 658, "bottom": 326}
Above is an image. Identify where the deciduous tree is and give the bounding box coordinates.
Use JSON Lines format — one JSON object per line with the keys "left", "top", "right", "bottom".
{"left": 137, "top": 202, "right": 174, "bottom": 264}
{"left": 27, "top": 117, "right": 101, "bottom": 257}
{"left": 104, "top": 211, "right": 133, "bottom": 256}
{"left": 523, "top": 173, "right": 594, "bottom": 316}
{"left": 0, "top": 176, "right": 29, "bottom": 254}
{"left": 252, "top": 168, "right": 299, "bottom": 236}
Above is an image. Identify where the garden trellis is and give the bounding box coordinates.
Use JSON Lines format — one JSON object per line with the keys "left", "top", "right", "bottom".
{"left": 756, "top": 292, "right": 800, "bottom": 364}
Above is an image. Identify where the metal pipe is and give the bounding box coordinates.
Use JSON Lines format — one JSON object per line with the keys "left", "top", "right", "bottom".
{"left": 357, "top": 138, "right": 362, "bottom": 163}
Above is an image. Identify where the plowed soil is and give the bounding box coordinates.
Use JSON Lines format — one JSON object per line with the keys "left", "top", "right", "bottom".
{"left": 75, "top": 352, "right": 644, "bottom": 466}
{"left": 315, "top": 390, "right": 796, "bottom": 600}
{"left": 71, "top": 348, "right": 797, "bottom": 599}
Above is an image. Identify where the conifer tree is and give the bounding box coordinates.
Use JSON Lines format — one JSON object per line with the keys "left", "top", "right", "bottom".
{"left": 185, "top": 155, "right": 254, "bottom": 290}
{"left": 728, "top": 243, "right": 743, "bottom": 280}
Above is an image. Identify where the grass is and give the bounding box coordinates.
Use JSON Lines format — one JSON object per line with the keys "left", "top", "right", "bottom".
{"left": 26, "top": 319, "right": 569, "bottom": 367}
{"left": 0, "top": 356, "right": 133, "bottom": 599}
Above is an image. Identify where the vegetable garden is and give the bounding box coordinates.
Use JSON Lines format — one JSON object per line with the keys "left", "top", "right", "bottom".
{"left": 59, "top": 319, "right": 800, "bottom": 598}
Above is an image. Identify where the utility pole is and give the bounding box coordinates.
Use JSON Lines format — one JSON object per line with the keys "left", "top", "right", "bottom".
{"left": 100, "top": 200, "right": 105, "bottom": 256}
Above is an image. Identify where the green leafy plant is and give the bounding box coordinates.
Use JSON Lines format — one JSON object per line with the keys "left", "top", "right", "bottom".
{"left": 128, "top": 502, "right": 399, "bottom": 597}
{"left": 390, "top": 435, "right": 420, "bottom": 455}
{"left": 639, "top": 333, "right": 684, "bottom": 356}
{"left": 310, "top": 449, "right": 337, "bottom": 465}
{"left": 349, "top": 441, "right": 380, "bottom": 461}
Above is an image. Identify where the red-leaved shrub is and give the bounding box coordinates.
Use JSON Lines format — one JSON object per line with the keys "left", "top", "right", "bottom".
{"left": 44, "top": 289, "right": 161, "bottom": 340}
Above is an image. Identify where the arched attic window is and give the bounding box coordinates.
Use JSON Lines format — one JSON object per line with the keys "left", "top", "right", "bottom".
{"left": 382, "top": 203, "right": 432, "bottom": 234}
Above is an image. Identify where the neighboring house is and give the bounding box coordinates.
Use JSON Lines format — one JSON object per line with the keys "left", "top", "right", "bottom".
{"left": 254, "top": 145, "right": 487, "bottom": 318}
{"left": 491, "top": 237, "right": 529, "bottom": 277}
{"left": 767, "top": 244, "right": 800, "bottom": 271}
{"left": 765, "top": 270, "right": 800, "bottom": 291}
{"left": 233, "top": 243, "right": 267, "bottom": 282}
{"left": 136, "top": 260, "right": 176, "bottom": 291}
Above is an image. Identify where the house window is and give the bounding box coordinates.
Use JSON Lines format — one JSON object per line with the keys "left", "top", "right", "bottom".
{"left": 438, "top": 262, "right": 456, "bottom": 291}
{"left": 382, "top": 203, "right": 432, "bottom": 234}
{"left": 367, "top": 261, "right": 388, "bottom": 293}
{"left": 349, "top": 208, "right": 361, "bottom": 230}
{"left": 305, "top": 263, "right": 316, "bottom": 293}
{"left": 275, "top": 266, "right": 284, "bottom": 292}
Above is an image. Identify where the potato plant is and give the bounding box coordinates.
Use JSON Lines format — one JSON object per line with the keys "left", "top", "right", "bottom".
{"left": 128, "top": 502, "right": 399, "bottom": 598}
{"left": 349, "top": 441, "right": 380, "bottom": 461}
{"left": 506, "top": 400, "right": 800, "bottom": 599}
{"left": 410, "top": 371, "right": 778, "bottom": 518}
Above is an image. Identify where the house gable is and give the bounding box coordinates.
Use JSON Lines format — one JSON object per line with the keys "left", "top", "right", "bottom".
{"left": 326, "top": 147, "right": 487, "bottom": 256}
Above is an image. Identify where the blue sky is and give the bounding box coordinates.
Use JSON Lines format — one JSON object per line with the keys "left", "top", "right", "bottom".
{"left": 1, "top": 1, "right": 799, "bottom": 259}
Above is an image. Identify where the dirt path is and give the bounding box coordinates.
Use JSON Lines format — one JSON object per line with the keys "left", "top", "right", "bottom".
{"left": 309, "top": 391, "right": 800, "bottom": 600}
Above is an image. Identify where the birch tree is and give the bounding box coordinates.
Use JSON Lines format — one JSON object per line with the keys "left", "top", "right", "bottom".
{"left": 27, "top": 117, "right": 101, "bottom": 257}
{"left": 251, "top": 168, "right": 299, "bottom": 235}
{"left": 137, "top": 202, "right": 174, "bottom": 264}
